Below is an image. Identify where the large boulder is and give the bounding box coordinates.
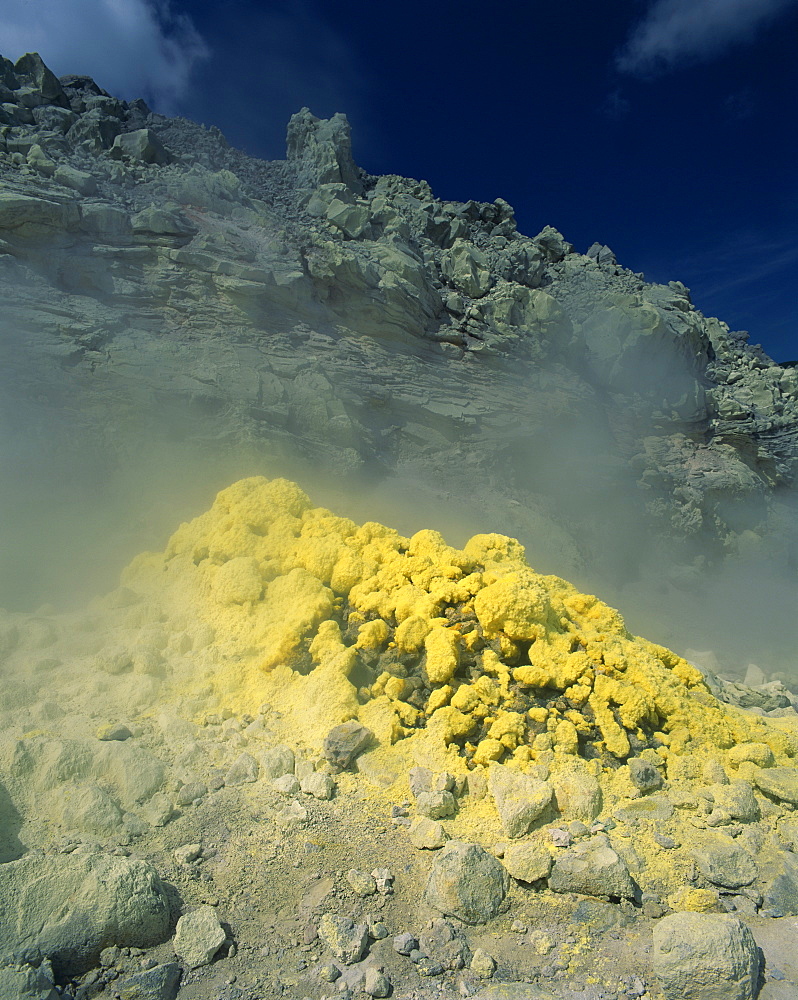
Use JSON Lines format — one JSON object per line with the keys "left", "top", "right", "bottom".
{"left": 423, "top": 841, "right": 509, "bottom": 924}
{"left": 652, "top": 913, "right": 760, "bottom": 1000}
{"left": 0, "top": 851, "right": 171, "bottom": 976}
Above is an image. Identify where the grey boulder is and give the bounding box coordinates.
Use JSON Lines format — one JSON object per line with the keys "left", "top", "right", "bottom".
{"left": 652, "top": 912, "right": 760, "bottom": 1000}
{"left": 423, "top": 841, "right": 509, "bottom": 924}
{"left": 322, "top": 720, "right": 374, "bottom": 772}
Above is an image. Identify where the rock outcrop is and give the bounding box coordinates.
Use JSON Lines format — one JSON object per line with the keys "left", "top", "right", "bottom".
{"left": 1, "top": 50, "right": 796, "bottom": 672}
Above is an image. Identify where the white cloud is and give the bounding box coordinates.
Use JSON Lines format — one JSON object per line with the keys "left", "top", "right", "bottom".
{"left": 616, "top": 0, "right": 798, "bottom": 75}
{"left": 0, "top": 0, "right": 209, "bottom": 112}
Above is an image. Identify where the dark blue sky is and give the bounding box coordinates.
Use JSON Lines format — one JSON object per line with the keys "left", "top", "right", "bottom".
{"left": 3, "top": 0, "right": 797, "bottom": 360}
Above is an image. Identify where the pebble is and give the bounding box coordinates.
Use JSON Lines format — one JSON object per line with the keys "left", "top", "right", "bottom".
{"left": 470, "top": 948, "right": 496, "bottom": 979}
{"left": 322, "top": 721, "right": 374, "bottom": 772}
{"left": 346, "top": 869, "right": 377, "bottom": 896}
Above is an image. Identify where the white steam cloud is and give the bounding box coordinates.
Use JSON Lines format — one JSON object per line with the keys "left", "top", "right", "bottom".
{"left": 0, "top": 0, "right": 208, "bottom": 112}
{"left": 616, "top": 0, "right": 798, "bottom": 75}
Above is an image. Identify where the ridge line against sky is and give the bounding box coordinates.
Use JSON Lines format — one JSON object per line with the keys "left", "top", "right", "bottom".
{"left": 1, "top": 0, "right": 796, "bottom": 361}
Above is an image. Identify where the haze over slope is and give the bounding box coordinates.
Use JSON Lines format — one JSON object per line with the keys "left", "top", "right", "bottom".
{"left": 0, "top": 51, "right": 796, "bottom": 679}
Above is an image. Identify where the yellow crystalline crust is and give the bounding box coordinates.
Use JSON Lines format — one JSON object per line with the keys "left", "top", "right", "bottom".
{"left": 121, "top": 477, "right": 795, "bottom": 766}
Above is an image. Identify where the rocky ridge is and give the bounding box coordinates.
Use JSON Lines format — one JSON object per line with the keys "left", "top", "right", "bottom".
{"left": 1, "top": 52, "right": 796, "bottom": 671}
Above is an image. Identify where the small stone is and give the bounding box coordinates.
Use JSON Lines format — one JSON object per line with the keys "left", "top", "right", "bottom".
{"left": 346, "top": 869, "right": 377, "bottom": 896}
{"left": 470, "top": 948, "right": 496, "bottom": 979}
{"left": 371, "top": 868, "right": 394, "bottom": 894}
{"left": 416, "top": 790, "right": 457, "bottom": 819}
{"left": 410, "top": 817, "right": 448, "bottom": 849}
{"left": 276, "top": 801, "right": 308, "bottom": 827}
{"left": 628, "top": 757, "right": 664, "bottom": 792}
{"left": 550, "top": 827, "right": 571, "bottom": 847}
{"left": 318, "top": 913, "right": 369, "bottom": 964}
{"left": 273, "top": 774, "right": 301, "bottom": 795}
{"left": 511, "top": 919, "right": 528, "bottom": 933}
{"left": 368, "top": 921, "right": 388, "bottom": 940}
{"left": 393, "top": 932, "right": 418, "bottom": 955}
{"left": 363, "top": 968, "right": 391, "bottom": 997}
{"left": 300, "top": 772, "right": 335, "bottom": 799}
{"left": 323, "top": 721, "right": 374, "bottom": 772}
{"left": 173, "top": 905, "right": 226, "bottom": 969}
{"left": 100, "top": 946, "right": 120, "bottom": 967}
{"left": 176, "top": 782, "right": 207, "bottom": 806}
{"left": 97, "top": 723, "right": 133, "bottom": 741}
{"left": 173, "top": 843, "right": 201, "bottom": 865}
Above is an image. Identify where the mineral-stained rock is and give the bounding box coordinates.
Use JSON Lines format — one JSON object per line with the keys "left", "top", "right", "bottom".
{"left": 761, "top": 855, "right": 798, "bottom": 917}
{"left": 628, "top": 757, "right": 664, "bottom": 792}
{"left": 300, "top": 771, "right": 335, "bottom": 799}
{"left": 0, "top": 852, "right": 170, "bottom": 976}
{"left": 423, "top": 841, "right": 510, "bottom": 924}
{"left": 548, "top": 836, "right": 636, "bottom": 899}
{"left": 488, "top": 763, "right": 552, "bottom": 838}
{"left": 323, "top": 720, "right": 374, "bottom": 771}
{"left": 503, "top": 841, "right": 553, "bottom": 882}
{"left": 318, "top": 913, "right": 369, "bottom": 964}
{"left": 260, "top": 744, "right": 295, "bottom": 779}
{"left": 416, "top": 789, "right": 457, "bottom": 819}
{"left": 410, "top": 816, "right": 449, "bottom": 849}
{"left": 652, "top": 913, "right": 760, "bottom": 1000}
{"left": 173, "top": 905, "right": 226, "bottom": 969}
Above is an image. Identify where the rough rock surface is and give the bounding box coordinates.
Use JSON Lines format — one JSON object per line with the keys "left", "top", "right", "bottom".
{"left": 172, "top": 904, "right": 226, "bottom": 968}
{"left": 423, "top": 841, "right": 510, "bottom": 923}
{"left": 0, "top": 851, "right": 170, "bottom": 976}
{"left": 652, "top": 912, "right": 760, "bottom": 1000}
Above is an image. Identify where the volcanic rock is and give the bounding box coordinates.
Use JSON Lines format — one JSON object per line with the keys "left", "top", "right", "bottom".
{"left": 652, "top": 913, "right": 760, "bottom": 1000}
{"left": 423, "top": 841, "right": 510, "bottom": 924}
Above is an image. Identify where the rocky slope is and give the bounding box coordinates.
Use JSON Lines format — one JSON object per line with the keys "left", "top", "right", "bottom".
{"left": 1, "top": 52, "right": 797, "bottom": 673}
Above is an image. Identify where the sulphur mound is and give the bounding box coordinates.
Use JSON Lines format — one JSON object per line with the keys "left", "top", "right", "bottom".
{"left": 123, "top": 476, "right": 797, "bottom": 780}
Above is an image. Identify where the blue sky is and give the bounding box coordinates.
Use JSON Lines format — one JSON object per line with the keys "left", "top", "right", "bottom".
{"left": 2, "top": 0, "right": 797, "bottom": 361}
